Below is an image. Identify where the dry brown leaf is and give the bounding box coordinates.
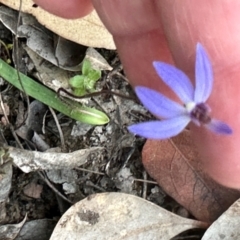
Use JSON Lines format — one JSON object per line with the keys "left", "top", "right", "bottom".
{"left": 23, "top": 182, "right": 43, "bottom": 199}
{"left": 142, "top": 130, "right": 240, "bottom": 223}
{"left": 50, "top": 192, "right": 208, "bottom": 240}
{"left": 1, "top": 0, "right": 115, "bottom": 49}
{"left": 202, "top": 198, "right": 240, "bottom": 240}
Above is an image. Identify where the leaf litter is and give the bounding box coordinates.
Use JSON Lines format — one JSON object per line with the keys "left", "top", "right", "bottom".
{"left": 0, "top": 2, "right": 239, "bottom": 240}
{"left": 142, "top": 131, "right": 240, "bottom": 223}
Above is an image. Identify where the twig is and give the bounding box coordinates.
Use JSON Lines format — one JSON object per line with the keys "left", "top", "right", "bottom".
{"left": 75, "top": 167, "right": 104, "bottom": 175}
{"left": 48, "top": 107, "right": 65, "bottom": 150}
{"left": 57, "top": 88, "right": 135, "bottom": 101}
{"left": 0, "top": 93, "right": 23, "bottom": 149}
{"left": 134, "top": 179, "right": 157, "bottom": 185}
{"left": 142, "top": 171, "right": 148, "bottom": 199}
{"left": 38, "top": 171, "right": 72, "bottom": 204}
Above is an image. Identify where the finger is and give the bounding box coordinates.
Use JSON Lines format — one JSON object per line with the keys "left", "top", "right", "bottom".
{"left": 156, "top": 0, "right": 240, "bottom": 188}
{"left": 93, "top": 0, "right": 240, "bottom": 187}
{"left": 92, "top": 0, "right": 176, "bottom": 96}
{"left": 33, "top": 0, "right": 93, "bottom": 18}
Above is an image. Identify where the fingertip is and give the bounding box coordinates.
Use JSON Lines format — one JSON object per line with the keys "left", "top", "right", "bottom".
{"left": 34, "top": 0, "right": 93, "bottom": 19}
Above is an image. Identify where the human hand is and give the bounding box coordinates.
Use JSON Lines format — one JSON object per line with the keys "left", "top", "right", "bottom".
{"left": 34, "top": 0, "right": 240, "bottom": 188}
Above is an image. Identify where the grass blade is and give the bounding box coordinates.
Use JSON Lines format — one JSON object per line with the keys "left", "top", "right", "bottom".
{"left": 0, "top": 59, "right": 109, "bottom": 125}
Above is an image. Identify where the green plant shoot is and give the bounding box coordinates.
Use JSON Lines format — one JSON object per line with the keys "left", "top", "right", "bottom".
{"left": 0, "top": 59, "right": 109, "bottom": 125}
{"left": 69, "top": 59, "right": 101, "bottom": 96}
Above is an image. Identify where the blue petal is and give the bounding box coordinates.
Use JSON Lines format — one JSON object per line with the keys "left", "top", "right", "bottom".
{"left": 194, "top": 43, "right": 213, "bottom": 103}
{"left": 135, "top": 86, "right": 186, "bottom": 119}
{"left": 206, "top": 119, "right": 233, "bottom": 135}
{"left": 153, "top": 61, "right": 194, "bottom": 103}
{"left": 128, "top": 116, "right": 190, "bottom": 139}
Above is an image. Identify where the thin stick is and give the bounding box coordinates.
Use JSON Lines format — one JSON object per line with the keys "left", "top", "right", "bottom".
{"left": 57, "top": 87, "right": 135, "bottom": 101}
{"left": 134, "top": 179, "right": 158, "bottom": 184}
{"left": 142, "top": 171, "right": 148, "bottom": 199}
{"left": 75, "top": 167, "right": 105, "bottom": 175}
{"left": 48, "top": 107, "right": 65, "bottom": 150}
{"left": 38, "top": 171, "right": 73, "bottom": 204}
{"left": 0, "top": 93, "right": 23, "bottom": 149}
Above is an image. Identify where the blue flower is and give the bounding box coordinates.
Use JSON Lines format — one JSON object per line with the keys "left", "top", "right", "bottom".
{"left": 128, "top": 43, "right": 232, "bottom": 139}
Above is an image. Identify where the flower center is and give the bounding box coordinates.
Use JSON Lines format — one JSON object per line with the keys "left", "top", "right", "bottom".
{"left": 190, "top": 103, "right": 211, "bottom": 124}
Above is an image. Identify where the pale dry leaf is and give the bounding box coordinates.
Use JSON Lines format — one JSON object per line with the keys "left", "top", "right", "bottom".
{"left": 142, "top": 130, "right": 240, "bottom": 222}
{"left": 24, "top": 46, "right": 72, "bottom": 92}
{"left": 8, "top": 146, "right": 103, "bottom": 173}
{"left": 0, "top": 214, "right": 27, "bottom": 240}
{"left": 0, "top": 6, "right": 88, "bottom": 70}
{"left": 202, "top": 198, "right": 240, "bottom": 240}
{"left": 0, "top": 103, "right": 9, "bottom": 115}
{"left": 46, "top": 169, "right": 78, "bottom": 185}
{"left": 1, "top": 0, "right": 115, "bottom": 49}
{"left": 0, "top": 5, "right": 18, "bottom": 33}
{"left": 85, "top": 48, "right": 113, "bottom": 71}
{"left": 50, "top": 192, "right": 208, "bottom": 240}
{"left": 0, "top": 159, "right": 12, "bottom": 203}
{"left": 45, "top": 169, "right": 78, "bottom": 195}
{"left": 16, "top": 219, "right": 56, "bottom": 240}
{"left": 18, "top": 24, "right": 87, "bottom": 70}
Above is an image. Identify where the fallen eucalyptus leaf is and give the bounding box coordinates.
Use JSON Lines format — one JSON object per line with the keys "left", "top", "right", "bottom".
{"left": 16, "top": 219, "right": 56, "bottom": 240}
{"left": 46, "top": 169, "right": 78, "bottom": 195}
{"left": 8, "top": 146, "right": 103, "bottom": 173}
{"left": 24, "top": 45, "right": 72, "bottom": 92}
{"left": 1, "top": 0, "right": 115, "bottom": 49}
{"left": 0, "top": 214, "right": 27, "bottom": 240}
{"left": 0, "top": 5, "right": 17, "bottom": 33}
{"left": 142, "top": 130, "right": 240, "bottom": 222}
{"left": 85, "top": 47, "right": 113, "bottom": 71}
{"left": 50, "top": 192, "right": 208, "bottom": 240}
{"left": 0, "top": 148, "right": 12, "bottom": 203}
{"left": 0, "top": 6, "right": 87, "bottom": 70}
{"left": 202, "top": 198, "right": 240, "bottom": 240}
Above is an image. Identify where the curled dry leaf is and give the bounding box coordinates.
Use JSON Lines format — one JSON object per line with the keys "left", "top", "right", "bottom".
{"left": 24, "top": 46, "right": 72, "bottom": 93}
{"left": 0, "top": 149, "right": 12, "bottom": 203}
{"left": 16, "top": 219, "right": 57, "bottom": 240}
{"left": 50, "top": 192, "right": 208, "bottom": 240}
{"left": 1, "top": 0, "right": 115, "bottom": 49}
{"left": 8, "top": 146, "right": 103, "bottom": 173}
{"left": 202, "top": 198, "right": 240, "bottom": 240}
{"left": 0, "top": 214, "right": 27, "bottom": 240}
{"left": 0, "top": 6, "right": 87, "bottom": 71}
{"left": 85, "top": 48, "right": 113, "bottom": 71}
{"left": 142, "top": 130, "right": 240, "bottom": 222}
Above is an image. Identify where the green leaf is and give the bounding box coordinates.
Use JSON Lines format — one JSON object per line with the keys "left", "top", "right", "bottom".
{"left": 0, "top": 59, "right": 109, "bottom": 125}
{"left": 72, "top": 87, "right": 86, "bottom": 96}
{"left": 84, "top": 78, "right": 96, "bottom": 92}
{"left": 82, "top": 59, "right": 92, "bottom": 76}
{"left": 69, "top": 75, "right": 85, "bottom": 89}
{"left": 88, "top": 69, "right": 101, "bottom": 81}
{"left": 69, "top": 60, "right": 102, "bottom": 96}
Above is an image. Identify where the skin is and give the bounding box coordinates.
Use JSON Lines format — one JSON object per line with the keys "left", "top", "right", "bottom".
{"left": 35, "top": 0, "right": 240, "bottom": 188}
